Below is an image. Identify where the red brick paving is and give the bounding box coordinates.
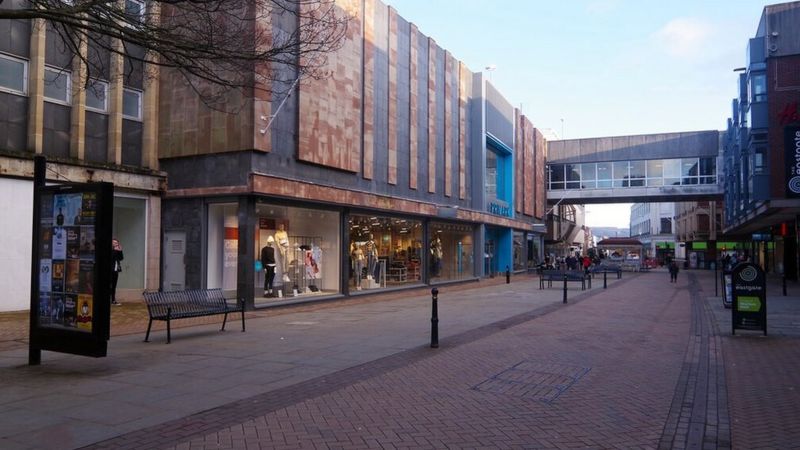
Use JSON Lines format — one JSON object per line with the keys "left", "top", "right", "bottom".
{"left": 85, "top": 273, "right": 717, "bottom": 449}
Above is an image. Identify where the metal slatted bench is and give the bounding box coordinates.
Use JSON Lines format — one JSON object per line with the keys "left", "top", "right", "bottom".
{"left": 142, "top": 288, "right": 245, "bottom": 343}
{"left": 539, "top": 270, "right": 591, "bottom": 290}
{"left": 591, "top": 265, "right": 623, "bottom": 279}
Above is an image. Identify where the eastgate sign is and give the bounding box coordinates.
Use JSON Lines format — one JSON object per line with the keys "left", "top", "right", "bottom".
{"left": 785, "top": 126, "right": 800, "bottom": 197}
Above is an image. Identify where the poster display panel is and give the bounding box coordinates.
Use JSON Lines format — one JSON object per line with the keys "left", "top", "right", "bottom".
{"left": 30, "top": 182, "right": 113, "bottom": 358}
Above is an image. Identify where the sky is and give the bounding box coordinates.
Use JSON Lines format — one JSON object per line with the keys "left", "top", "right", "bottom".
{"left": 384, "top": 0, "right": 769, "bottom": 227}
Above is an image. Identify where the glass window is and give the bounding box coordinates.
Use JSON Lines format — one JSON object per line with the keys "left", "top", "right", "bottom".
{"left": 431, "top": 222, "right": 475, "bottom": 282}
{"left": 751, "top": 149, "right": 766, "bottom": 175}
{"left": 122, "top": 88, "right": 142, "bottom": 120}
{"left": 629, "top": 160, "right": 645, "bottom": 187}
{"left": 44, "top": 67, "right": 71, "bottom": 104}
{"left": 613, "top": 161, "right": 629, "bottom": 187}
{"left": 700, "top": 157, "right": 717, "bottom": 184}
{"left": 646, "top": 159, "right": 663, "bottom": 186}
{"left": 0, "top": 54, "right": 27, "bottom": 94}
{"left": 125, "top": 0, "right": 145, "bottom": 22}
{"left": 350, "top": 214, "right": 423, "bottom": 291}
{"left": 682, "top": 158, "right": 699, "bottom": 185}
{"left": 580, "top": 163, "right": 596, "bottom": 189}
{"left": 596, "top": 162, "right": 611, "bottom": 188}
{"left": 548, "top": 165, "right": 564, "bottom": 190}
{"left": 86, "top": 79, "right": 108, "bottom": 112}
{"left": 486, "top": 149, "right": 498, "bottom": 199}
{"left": 112, "top": 196, "right": 146, "bottom": 290}
{"left": 663, "top": 159, "right": 681, "bottom": 185}
{"left": 565, "top": 164, "right": 581, "bottom": 189}
{"left": 249, "top": 204, "right": 342, "bottom": 301}
{"left": 751, "top": 73, "right": 766, "bottom": 102}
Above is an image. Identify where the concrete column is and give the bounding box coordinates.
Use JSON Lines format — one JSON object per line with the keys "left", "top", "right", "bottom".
{"left": 70, "top": 34, "right": 88, "bottom": 160}
{"left": 27, "top": 19, "right": 46, "bottom": 154}
{"left": 141, "top": 2, "right": 160, "bottom": 169}
{"left": 107, "top": 37, "right": 124, "bottom": 165}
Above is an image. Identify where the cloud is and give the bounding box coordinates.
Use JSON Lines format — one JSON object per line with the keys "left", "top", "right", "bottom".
{"left": 653, "top": 17, "right": 715, "bottom": 61}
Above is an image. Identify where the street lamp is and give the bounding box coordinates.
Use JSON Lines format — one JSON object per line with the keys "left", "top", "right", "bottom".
{"left": 485, "top": 64, "right": 496, "bottom": 81}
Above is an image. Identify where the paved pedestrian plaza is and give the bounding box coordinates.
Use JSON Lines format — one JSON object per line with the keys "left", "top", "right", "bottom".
{"left": 0, "top": 270, "right": 798, "bottom": 449}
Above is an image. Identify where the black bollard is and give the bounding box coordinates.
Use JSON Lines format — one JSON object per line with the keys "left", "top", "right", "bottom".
{"left": 430, "top": 288, "right": 439, "bottom": 348}
{"left": 603, "top": 270, "right": 607, "bottom": 289}
{"left": 714, "top": 261, "right": 718, "bottom": 297}
{"left": 563, "top": 275, "right": 568, "bottom": 304}
{"left": 506, "top": 266, "right": 510, "bottom": 284}
{"left": 783, "top": 273, "right": 787, "bottom": 296}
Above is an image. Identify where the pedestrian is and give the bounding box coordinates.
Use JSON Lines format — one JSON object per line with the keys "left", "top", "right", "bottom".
{"left": 111, "top": 238, "right": 124, "bottom": 305}
{"left": 668, "top": 260, "right": 679, "bottom": 283}
{"left": 582, "top": 255, "right": 591, "bottom": 274}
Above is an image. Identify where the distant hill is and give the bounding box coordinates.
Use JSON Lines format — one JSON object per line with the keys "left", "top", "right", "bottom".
{"left": 590, "top": 227, "right": 630, "bottom": 240}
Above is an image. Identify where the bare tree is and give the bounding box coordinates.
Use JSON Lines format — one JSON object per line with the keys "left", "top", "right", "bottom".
{"left": 0, "top": 0, "right": 349, "bottom": 109}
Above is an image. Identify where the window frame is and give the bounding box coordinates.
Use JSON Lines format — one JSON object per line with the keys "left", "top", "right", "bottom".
{"left": 0, "top": 52, "right": 29, "bottom": 96}
{"left": 85, "top": 78, "right": 109, "bottom": 113}
{"left": 43, "top": 66, "right": 72, "bottom": 105}
{"left": 122, "top": 87, "right": 143, "bottom": 121}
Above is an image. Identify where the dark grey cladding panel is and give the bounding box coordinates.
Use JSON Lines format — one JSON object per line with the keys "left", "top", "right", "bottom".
{"left": 763, "top": 3, "right": 800, "bottom": 57}
{"left": 0, "top": 92, "right": 28, "bottom": 152}
{"left": 395, "top": 16, "right": 411, "bottom": 190}
{"left": 417, "top": 29, "right": 429, "bottom": 194}
{"left": 434, "top": 45, "right": 445, "bottom": 197}
{"left": 84, "top": 111, "right": 108, "bottom": 163}
{"left": 162, "top": 197, "right": 204, "bottom": 289}
{"left": 45, "top": 24, "right": 73, "bottom": 68}
{"left": 160, "top": 152, "right": 251, "bottom": 189}
{"left": 548, "top": 131, "right": 721, "bottom": 164}
{"left": 372, "top": 2, "right": 389, "bottom": 186}
{"left": 42, "top": 102, "right": 70, "bottom": 158}
{"left": 0, "top": 15, "right": 30, "bottom": 58}
{"left": 121, "top": 119, "right": 142, "bottom": 167}
{"left": 485, "top": 82, "right": 514, "bottom": 148}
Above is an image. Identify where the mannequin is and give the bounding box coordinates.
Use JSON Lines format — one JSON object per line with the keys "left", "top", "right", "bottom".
{"left": 274, "top": 224, "right": 290, "bottom": 282}
{"left": 430, "top": 236, "right": 443, "bottom": 277}
{"left": 365, "top": 234, "right": 377, "bottom": 280}
{"left": 351, "top": 243, "right": 364, "bottom": 290}
{"left": 260, "top": 236, "right": 276, "bottom": 296}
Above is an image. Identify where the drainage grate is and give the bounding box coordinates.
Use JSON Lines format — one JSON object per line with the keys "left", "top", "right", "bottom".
{"left": 472, "top": 361, "right": 590, "bottom": 403}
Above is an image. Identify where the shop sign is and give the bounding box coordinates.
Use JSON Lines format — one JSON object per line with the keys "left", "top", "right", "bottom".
{"left": 30, "top": 181, "right": 114, "bottom": 361}
{"left": 731, "top": 262, "right": 767, "bottom": 335}
{"left": 487, "top": 201, "right": 512, "bottom": 217}
{"left": 778, "top": 102, "right": 799, "bottom": 126}
{"left": 785, "top": 125, "right": 800, "bottom": 198}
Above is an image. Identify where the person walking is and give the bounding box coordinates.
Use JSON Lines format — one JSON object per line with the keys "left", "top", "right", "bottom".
{"left": 668, "top": 260, "right": 679, "bottom": 283}
{"left": 111, "top": 238, "right": 124, "bottom": 305}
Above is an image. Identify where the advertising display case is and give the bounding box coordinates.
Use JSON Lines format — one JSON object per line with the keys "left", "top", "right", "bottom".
{"left": 29, "top": 181, "right": 114, "bottom": 361}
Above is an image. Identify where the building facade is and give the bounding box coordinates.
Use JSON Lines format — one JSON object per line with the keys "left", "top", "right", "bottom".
{"left": 156, "top": 0, "right": 548, "bottom": 309}
{"left": 630, "top": 202, "right": 676, "bottom": 265}
{"left": 722, "top": 1, "right": 800, "bottom": 278}
{"left": 0, "top": 5, "right": 165, "bottom": 312}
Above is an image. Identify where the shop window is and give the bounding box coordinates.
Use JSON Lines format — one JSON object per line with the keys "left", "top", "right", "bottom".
{"left": 250, "top": 203, "right": 340, "bottom": 301}
{"left": 486, "top": 150, "right": 498, "bottom": 199}
{"left": 486, "top": 136, "right": 512, "bottom": 204}
{"left": 44, "top": 67, "right": 71, "bottom": 105}
{"left": 0, "top": 53, "right": 28, "bottom": 95}
{"left": 112, "top": 196, "right": 147, "bottom": 290}
{"left": 349, "top": 214, "right": 422, "bottom": 291}
{"left": 430, "top": 222, "right": 475, "bottom": 282}
{"left": 512, "top": 231, "right": 525, "bottom": 271}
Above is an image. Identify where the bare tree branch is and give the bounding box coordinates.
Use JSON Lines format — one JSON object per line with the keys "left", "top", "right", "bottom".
{"left": 1, "top": 0, "right": 349, "bottom": 111}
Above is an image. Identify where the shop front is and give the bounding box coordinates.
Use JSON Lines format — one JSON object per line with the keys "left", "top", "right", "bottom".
{"left": 429, "top": 222, "right": 476, "bottom": 283}
{"left": 348, "top": 214, "right": 424, "bottom": 291}
{"left": 484, "top": 226, "right": 512, "bottom": 276}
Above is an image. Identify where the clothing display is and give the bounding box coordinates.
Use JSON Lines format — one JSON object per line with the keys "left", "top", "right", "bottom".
{"left": 260, "top": 243, "right": 276, "bottom": 296}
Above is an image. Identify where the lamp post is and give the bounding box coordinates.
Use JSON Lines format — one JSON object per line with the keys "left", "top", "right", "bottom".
{"left": 485, "top": 65, "right": 496, "bottom": 82}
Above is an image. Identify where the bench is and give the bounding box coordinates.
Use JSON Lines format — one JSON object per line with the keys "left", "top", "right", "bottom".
{"left": 539, "top": 270, "right": 591, "bottom": 290}
{"left": 590, "top": 265, "right": 623, "bottom": 279}
{"left": 142, "top": 288, "right": 245, "bottom": 343}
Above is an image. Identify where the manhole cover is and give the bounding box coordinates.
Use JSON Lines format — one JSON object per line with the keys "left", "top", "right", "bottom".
{"left": 472, "top": 360, "right": 590, "bottom": 403}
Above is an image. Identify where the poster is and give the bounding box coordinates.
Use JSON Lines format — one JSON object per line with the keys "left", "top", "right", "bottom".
{"left": 30, "top": 179, "right": 113, "bottom": 360}
{"left": 37, "top": 190, "right": 102, "bottom": 334}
